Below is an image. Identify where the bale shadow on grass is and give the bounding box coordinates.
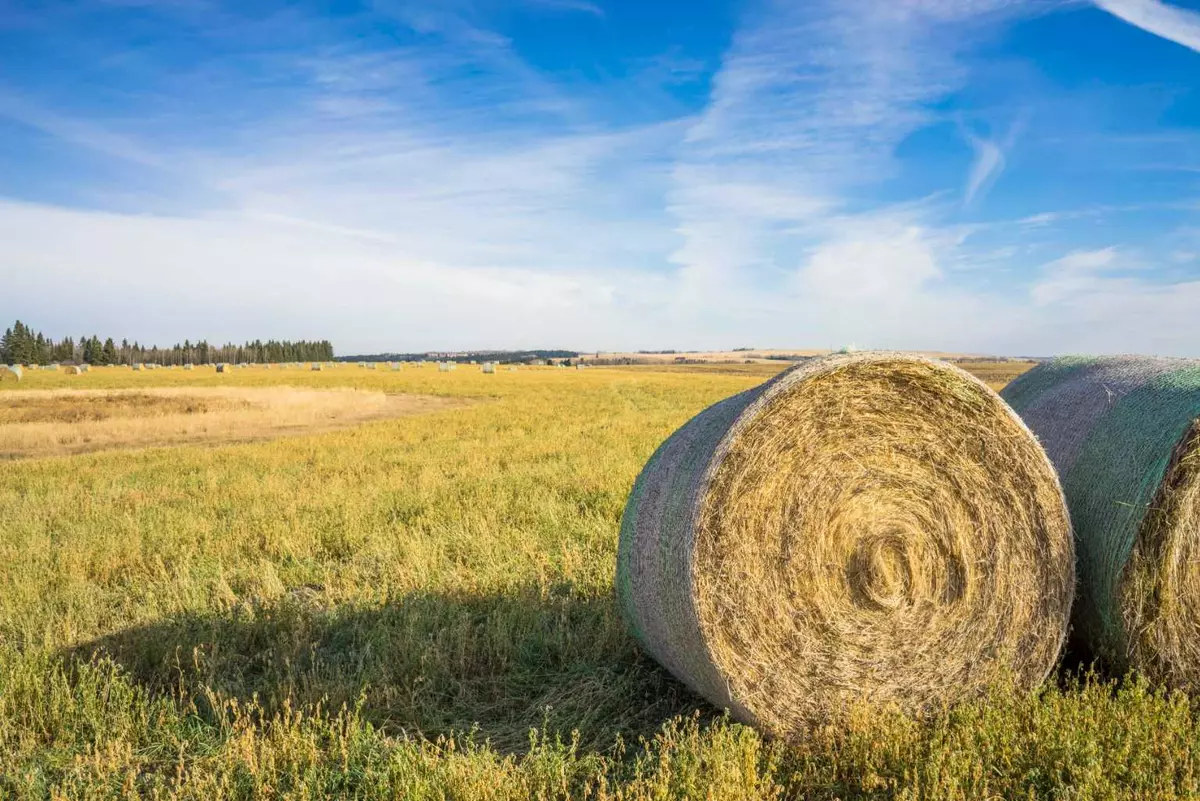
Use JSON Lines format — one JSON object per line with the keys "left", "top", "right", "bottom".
{"left": 60, "top": 584, "right": 707, "bottom": 753}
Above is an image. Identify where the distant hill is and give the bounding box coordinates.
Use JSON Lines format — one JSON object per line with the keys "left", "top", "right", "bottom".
{"left": 337, "top": 349, "right": 579, "bottom": 364}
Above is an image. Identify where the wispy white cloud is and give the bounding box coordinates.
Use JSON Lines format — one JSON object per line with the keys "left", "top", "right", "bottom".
{"left": 962, "top": 114, "right": 1025, "bottom": 204}
{"left": 0, "top": 89, "right": 167, "bottom": 169}
{"left": 523, "top": 0, "right": 605, "bottom": 17}
{"left": 965, "top": 135, "right": 1005, "bottom": 204}
{"left": 1093, "top": 0, "right": 1200, "bottom": 53}
{"left": 664, "top": 0, "right": 1023, "bottom": 328}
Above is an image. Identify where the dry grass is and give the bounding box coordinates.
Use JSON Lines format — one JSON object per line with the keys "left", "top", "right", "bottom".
{"left": 0, "top": 387, "right": 469, "bottom": 459}
{"left": 620, "top": 354, "right": 1072, "bottom": 737}
{"left": 2, "top": 359, "right": 1194, "bottom": 799}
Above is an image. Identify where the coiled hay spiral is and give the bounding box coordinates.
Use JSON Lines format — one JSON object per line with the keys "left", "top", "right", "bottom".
{"left": 1002, "top": 355, "right": 1200, "bottom": 687}
{"left": 617, "top": 352, "right": 1074, "bottom": 735}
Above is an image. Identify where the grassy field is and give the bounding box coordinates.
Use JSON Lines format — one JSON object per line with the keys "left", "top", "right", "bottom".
{"left": 3, "top": 361, "right": 1200, "bottom": 799}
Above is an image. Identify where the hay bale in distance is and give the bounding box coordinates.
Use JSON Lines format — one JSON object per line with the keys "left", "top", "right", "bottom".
{"left": 617, "top": 352, "right": 1074, "bottom": 736}
{"left": 311, "top": 363, "right": 322, "bottom": 371}
{"left": 482, "top": 362, "right": 496, "bottom": 374}
{"left": 216, "top": 363, "right": 230, "bottom": 373}
{"left": 1002, "top": 356, "right": 1200, "bottom": 688}
{"left": 63, "top": 365, "right": 83, "bottom": 375}
{"left": 0, "top": 365, "right": 22, "bottom": 382}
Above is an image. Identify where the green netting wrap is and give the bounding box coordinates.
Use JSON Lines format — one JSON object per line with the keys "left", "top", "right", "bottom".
{"left": 617, "top": 353, "right": 1074, "bottom": 736}
{"left": 1002, "top": 356, "right": 1200, "bottom": 686}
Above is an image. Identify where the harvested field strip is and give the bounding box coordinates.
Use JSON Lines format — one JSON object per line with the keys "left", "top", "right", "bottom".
{"left": 0, "top": 388, "right": 472, "bottom": 459}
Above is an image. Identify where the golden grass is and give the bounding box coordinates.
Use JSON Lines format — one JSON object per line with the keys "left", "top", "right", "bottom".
{"left": 4, "top": 357, "right": 1190, "bottom": 799}
{"left": 0, "top": 386, "right": 469, "bottom": 459}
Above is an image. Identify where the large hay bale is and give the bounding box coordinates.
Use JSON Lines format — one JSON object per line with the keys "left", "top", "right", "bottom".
{"left": 0, "top": 365, "right": 22, "bottom": 382}
{"left": 482, "top": 362, "right": 496, "bottom": 374}
{"left": 1002, "top": 355, "right": 1200, "bottom": 687}
{"left": 618, "top": 352, "right": 1074, "bottom": 735}
{"left": 63, "top": 365, "right": 82, "bottom": 375}
{"left": 216, "top": 363, "right": 229, "bottom": 373}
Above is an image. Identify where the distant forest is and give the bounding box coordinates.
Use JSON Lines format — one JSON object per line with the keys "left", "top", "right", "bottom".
{"left": 1, "top": 319, "right": 334, "bottom": 366}
{"left": 339, "top": 349, "right": 579, "bottom": 364}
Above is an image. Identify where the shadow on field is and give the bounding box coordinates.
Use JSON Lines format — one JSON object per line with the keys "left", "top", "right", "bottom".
{"left": 61, "top": 585, "right": 705, "bottom": 752}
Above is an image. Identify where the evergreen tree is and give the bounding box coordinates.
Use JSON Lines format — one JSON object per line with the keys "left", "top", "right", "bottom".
{"left": 83, "top": 337, "right": 101, "bottom": 364}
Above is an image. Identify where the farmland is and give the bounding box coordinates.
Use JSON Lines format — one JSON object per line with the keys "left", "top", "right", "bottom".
{"left": 3, "top": 362, "right": 1200, "bottom": 799}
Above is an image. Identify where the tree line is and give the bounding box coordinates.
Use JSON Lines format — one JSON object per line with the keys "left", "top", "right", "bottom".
{"left": 0, "top": 320, "right": 334, "bottom": 366}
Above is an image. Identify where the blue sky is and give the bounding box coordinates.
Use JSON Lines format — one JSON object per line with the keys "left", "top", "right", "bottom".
{"left": 1, "top": 0, "right": 1199, "bottom": 355}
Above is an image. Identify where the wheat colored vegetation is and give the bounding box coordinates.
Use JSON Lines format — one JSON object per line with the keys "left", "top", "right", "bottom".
{"left": 0, "top": 387, "right": 468, "bottom": 459}
{"left": 3, "top": 361, "right": 1200, "bottom": 799}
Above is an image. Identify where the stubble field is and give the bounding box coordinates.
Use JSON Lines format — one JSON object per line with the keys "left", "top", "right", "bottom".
{"left": 2, "top": 360, "right": 1198, "bottom": 799}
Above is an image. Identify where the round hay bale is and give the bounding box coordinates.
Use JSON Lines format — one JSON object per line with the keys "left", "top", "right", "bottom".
{"left": 1002, "top": 355, "right": 1200, "bottom": 687}
{"left": 311, "top": 363, "right": 323, "bottom": 371}
{"left": 482, "top": 362, "right": 496, "bottom": 374}
{"left": 618, "top": 352, "right": 1074, "bottom": 735}
{"left": 216, "top": 363, "right": 229, "bottom": 373}
{"left": 63, "top": 365, "right": 82, "bottom": 375}
{"left": 0, "top": 365, "right": 22, "bottom": 382}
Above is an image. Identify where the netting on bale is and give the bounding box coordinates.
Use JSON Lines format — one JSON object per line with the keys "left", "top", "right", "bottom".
{"left": 1002, "top": 355, "right": 1200, "bottom": 687}
{"left": 617, "top": 352, "right": 1074, "bottom": 736}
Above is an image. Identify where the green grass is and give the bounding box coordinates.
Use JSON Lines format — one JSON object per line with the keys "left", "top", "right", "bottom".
{"left": 1, "top": 364, "right": 1199, "bottom": 799}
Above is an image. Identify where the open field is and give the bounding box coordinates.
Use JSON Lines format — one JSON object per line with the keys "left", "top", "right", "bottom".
{"left": 605, "top": 359, "right": 1037, "bottom": 390}
{"left": 577, "top": 349, "right": 1000, "bottom": 365}
{"left": 4, "top": 361, "right": 1200, "bottom": 798}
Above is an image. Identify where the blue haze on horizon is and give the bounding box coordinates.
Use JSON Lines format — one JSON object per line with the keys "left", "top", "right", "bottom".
{"left": 1, "top": 0, "right": 1199, "bottom": 355}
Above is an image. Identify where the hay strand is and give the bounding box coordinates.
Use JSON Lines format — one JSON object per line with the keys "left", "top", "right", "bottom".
{"left": 618, "top": 352, "right": 1074, "bottom": 735}
{"left": 1002, "top": 355, "right": 1200, "bottom": 687}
